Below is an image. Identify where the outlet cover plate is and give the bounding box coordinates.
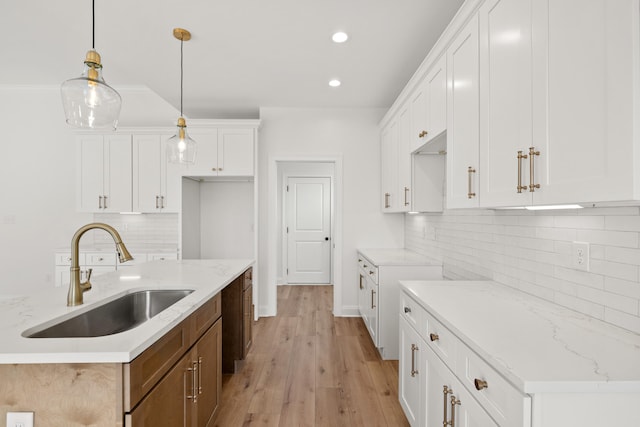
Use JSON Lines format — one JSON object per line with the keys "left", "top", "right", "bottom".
{"left": 572, "top": 241, "right": 590, "bottom": 272}
{"left": 6, "top": 412, "right": 34, "bottom": 427}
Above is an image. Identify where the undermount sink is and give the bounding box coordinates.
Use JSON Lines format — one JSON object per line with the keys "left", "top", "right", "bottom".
{"left": 23, "top": 289, "right": 194, "bottom": 338}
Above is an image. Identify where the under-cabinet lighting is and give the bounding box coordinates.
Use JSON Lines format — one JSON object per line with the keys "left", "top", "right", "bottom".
{"left": 407, "top": 211, "right": 420, "bottom": 214}
{"left": 120, "top": 212, "right": 142, "bottom": 215}
{"left": 119, "top": 275, "right": 141, "bottom": 281}
{"left": 525, "top": 204, "right": 583, "bottom": 211}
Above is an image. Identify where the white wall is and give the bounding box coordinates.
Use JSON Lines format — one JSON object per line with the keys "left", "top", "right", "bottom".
{"left": 405, "top": 207, "right": 640, "bottom": 334}
{"left": 181, "top": 178, "right": 201, "bottom": 259}
{"left": 258, "top": 107, "right": 405, "bottom": 317}
{"left": 0, "top": 85, "right": 179, "bottom": 296}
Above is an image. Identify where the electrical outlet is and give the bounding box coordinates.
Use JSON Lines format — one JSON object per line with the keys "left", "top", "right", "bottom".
{"left": 6, "top": 412, "right": 34, "bottom": 427}
{"left": 572, "top": 242, "right": 590, "bottom": 272}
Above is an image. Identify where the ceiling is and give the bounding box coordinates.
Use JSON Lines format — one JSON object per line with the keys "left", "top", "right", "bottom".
{"left": 1, "top": 0, "right": 464, "bottom": 119}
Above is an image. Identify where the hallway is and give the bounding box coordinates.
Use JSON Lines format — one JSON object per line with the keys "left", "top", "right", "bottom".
{"left": 213, "top": 285, "right": 410, "bottom": 426}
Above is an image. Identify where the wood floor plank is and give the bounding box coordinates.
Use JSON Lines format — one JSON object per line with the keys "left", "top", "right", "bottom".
{"left": 214, "top": 285, "right": 409, "bottom": 427}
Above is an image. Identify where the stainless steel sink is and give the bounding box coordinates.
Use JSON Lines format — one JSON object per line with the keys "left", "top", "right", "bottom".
{"left": 24, "top": 289, "right": 194, "bottom": 338}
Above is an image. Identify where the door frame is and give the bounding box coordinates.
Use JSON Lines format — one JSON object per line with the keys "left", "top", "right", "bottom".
{"left": 282, "top": 171, "right": 334, "bottom": 285}
{"left": 266, "top": 156, "right": 343, "bottom": 316}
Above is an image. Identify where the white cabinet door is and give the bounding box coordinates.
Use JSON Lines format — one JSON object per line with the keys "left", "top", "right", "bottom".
{"left": 479, "top": 0, "right": 533, "bottom": 208}
{"left": 399, "top": 316, "right": 424, "bottom": 427}
{"left": 447, "top": 14, "right": 481, "bottom": 209}
{"left": 358, "top": 271, "right": 369, "bottom": 326}
{"left": 530, "top": 0, "right": 637, "bottom": 205}
{"left": 366, "top": 276, "right": 378, "bottom": 345}
{"left": 425, "top": 55, "right": 447, "bottom": 143}
{"left": 381, "top": 120, "right": 399, "bottom": 211}
{"left": 217, "top": 128, "right": 254, "bottom": 176}
{"left": 397, "top": 105, "right": 412, "bottom": 212}
{"left": 77, "top": 135, "right": 105, "bottom": 212}
{"left": 410, "top": 81, "right": 428, "bottom": 152}
{"left": 77, "top": 135, "right": 131, "bottom": 212}
{"left": 133, "top": 135, "right": 162, "bottom": 212}
{"left": 133, "top": 135, "right": 181, "bottom": 213}
{"left": 185, "top": 130, "right": 219, "bottom": 176}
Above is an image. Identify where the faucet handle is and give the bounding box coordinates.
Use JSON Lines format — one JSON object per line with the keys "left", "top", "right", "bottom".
{"left": 81, "top": 268, "right": 93, "bottom": 292}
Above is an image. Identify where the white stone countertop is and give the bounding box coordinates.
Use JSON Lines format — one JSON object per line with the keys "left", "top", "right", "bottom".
{"left": 0, "top": 259, "right": 253, "bottom": 364}
{"left": 55, "top": 245, "right": 178, "bottom": 253}
{"left": 357, "top": 248, "right": 441, "bottom": 266}
{"left": 400, "top": 280, "right": 640, "bottom": 393}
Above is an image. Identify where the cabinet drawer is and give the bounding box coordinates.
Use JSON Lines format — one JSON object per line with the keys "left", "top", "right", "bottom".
{"left": 85, "top": 252, "right": 117, "bottom": 266}
{"left": 148, "top": 253, "right": 178, "bottom": 261}
{"left": 423, "top": 311, "right": 458, "bottom": 371}
{"left": 190, "top": 293, "right": 222, "bottom": 345}
{"left": 358, "top": 255, "right": 379, "bottom": 284}
{"left": 399, "top": 291, "right": 426, "bottom": 333}
{"left": 456, "top": 342, "right": 531, "bottom": 426}
{"left": 55, "top": 252, "right": 85, "bottom": 266}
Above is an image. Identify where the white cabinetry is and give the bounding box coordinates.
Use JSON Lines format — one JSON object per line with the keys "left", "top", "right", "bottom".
{"left": 77, "top": 135, "right": 132, "bottom": 212}
{"left": 54, "top": 251, "right": 117, "bottom": 287}
{"left": 381, "top": 120, "right": 400, "bottom": 211}
{"left": 479, "top": 0, "right": 638, "bottom": 207}
{"left": 186, "top": 127, "right": 255, "bottom": 177}
{"left": 132, "top": 135, "right": 180, "bottom": 213}
{"left": 446, "top": 14, "right": 480, "bottom": 209}
{"left": 411, "top": 55, "right": 448, "bottom": 152}
{"left": 357, "top": 249, "right": 442, "bottom": 360}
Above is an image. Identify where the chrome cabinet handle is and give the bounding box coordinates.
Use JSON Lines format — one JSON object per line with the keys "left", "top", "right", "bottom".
{"left": 517, "top": 150, "right": 528, "bottom": 193}
{"left": 529, "top": 146, "right": 540, "bottom": 192}
{"left": 198, "top": 357, "right": 203, "bottom": 394}
{"left": 467, "top": 167, "right": 476, "bottom": 199}
{"left": 410, "top": 343, "right": 419, "bottom": 377}
{"left": 187, "top": 361, "right": 197, "bottom": 403}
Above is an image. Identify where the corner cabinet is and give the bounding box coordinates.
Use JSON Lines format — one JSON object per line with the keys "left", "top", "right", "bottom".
{"left": 76, "top": 134, "right": 132, "bottom": 213}
{"left": 184, "top": 127, "right": 255, "bottom": 177}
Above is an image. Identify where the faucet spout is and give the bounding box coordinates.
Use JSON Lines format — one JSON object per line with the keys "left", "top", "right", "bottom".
{"left": 67, "top": 223, "right": 133, "bottom": 306}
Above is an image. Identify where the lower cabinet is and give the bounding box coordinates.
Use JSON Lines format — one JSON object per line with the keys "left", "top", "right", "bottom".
{"left": 221, "top": 267, "right": 253, "bottom": 373}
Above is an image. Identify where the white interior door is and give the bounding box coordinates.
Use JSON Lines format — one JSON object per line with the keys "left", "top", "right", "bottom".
{"left": 286, "top": 177, "right": 331, "bottom": 283}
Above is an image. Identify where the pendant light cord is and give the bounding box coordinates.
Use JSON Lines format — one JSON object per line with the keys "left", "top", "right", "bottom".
{"left": 92, "top": 0, "right": 95, "bottom": 49}
{"left": 180, "top": 38, "right": 184, "bottom": 117}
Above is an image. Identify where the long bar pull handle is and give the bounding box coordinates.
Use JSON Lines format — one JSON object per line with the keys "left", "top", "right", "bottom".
{"left": 198, "top": 356, "right": 203, "bottom": 394}
{"left": 359, "top": 275, "right": 364, "bottom": 290}
{"left": 450, "top": 395, "right": 461, "bottom": 427}
{"left": 371, "top": 289, "right": 376, "bottom": 309}
{"left": 98, "top": 195, "right": 103, "bottom": 209}
{"left": 467, "top": 167, "right": 476, "bottom": 199}
{"left": 404, "top": 187, "right": 410, "bottom": 206}
{"left": 384, "top": 192, "right": 390, "bottom": 209}
{"left": 103, "top": 195, "right": 108, "bottom": 209}
{"left": 517, "top": 151, "right": 528, "bottom": 193}
{"left": 187, "top": 361, "right": 198, "bottom": 403}
{"left": 161, "top": 196, "right": 165, "bottom": 209}
{"left": 529, "top": 146, "right": 541, "bottom": 192}
{"left": 410, "top": 344, "right": 419, "bottom": 377}
{"left": 443, "top": 386, "right": 451, "bottom": 426}
{"left": 156, "top": 195, "right": 159, "bottom": 209}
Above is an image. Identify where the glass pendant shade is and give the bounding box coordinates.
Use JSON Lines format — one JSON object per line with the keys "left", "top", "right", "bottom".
{"left": 61, "top": 50, "right": 122, "bottom": 130}
{"left": 166, "top": 117, "right": 197, "bottom": 165}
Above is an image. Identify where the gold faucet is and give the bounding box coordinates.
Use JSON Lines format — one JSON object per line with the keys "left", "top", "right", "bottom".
{"left": 67, "top": 223, "right": 133, "bottom": 306}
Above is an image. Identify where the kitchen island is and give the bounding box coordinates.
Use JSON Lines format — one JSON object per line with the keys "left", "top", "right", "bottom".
{"left": 0, "top": 259, "right": 253, "bottom": 426}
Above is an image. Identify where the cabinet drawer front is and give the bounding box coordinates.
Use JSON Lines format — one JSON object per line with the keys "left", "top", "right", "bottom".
{"left": 148, "top": 253, "right": 178, "bottom": 261}
{"left": 124, "top": 320, "right": 191, "bottom": 411}
{"left": 191, "top": 293, "right": 222, "bottom": 344}
{"left": 85, "top": 252, "right": 117, "bottom": 266}
{"left": 55, "top": 252, "right": 84, "bottom": 266}
{"left": 423, "top": 311, "right": 458, "bottom": 370}
{"left": 400, "top": 291, "right": 426, "bottom": 333}
{"left": 359, "top": 255, "right": 379, "bottom": 284}
{"left": 456, "top": 342, "right": 531, "bottom": 426}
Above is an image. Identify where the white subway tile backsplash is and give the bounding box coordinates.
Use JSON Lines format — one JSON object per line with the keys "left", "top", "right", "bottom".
{"left": 405, "top": 206, "right": 640, "bottom": 334}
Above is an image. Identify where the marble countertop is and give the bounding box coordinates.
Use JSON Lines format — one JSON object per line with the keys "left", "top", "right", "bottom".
{"left": 400, "top": 280, "right": 640, "bottom": 393}
{"left": 0, "top": 259, "right": 253, "bottom": 364}
{"left": 55, "top": 245, "right": 178, "bottom": 254}
{"left": 357, "top": 248, "right": 440, "bottom": 266}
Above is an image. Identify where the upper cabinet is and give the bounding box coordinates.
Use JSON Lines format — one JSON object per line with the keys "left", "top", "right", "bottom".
{"left": 185, "top": 127, "right": 255, "bottom": 177}
{"left": 77, "top": 134, "right": 132, "bottom": 213}
{"left": 411, "top": 55, "right": 448, "bottom": 152}
{"left": 446, "top": 14, "right": 480, "bottom": 209}
{"left": 381, "top": 119, "right": 400, "bottom": 211}
{"left": 479, "top": 0, "right": 638, "bottom": 207}
{"left": 132, "top": 135, "right": 181, "bottom": 213}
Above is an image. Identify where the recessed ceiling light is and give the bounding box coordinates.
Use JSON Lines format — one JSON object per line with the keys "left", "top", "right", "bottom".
{"left": 329, "top": 79, "right": 341, "bottom": 87}
{"left": 332, "top": 32, "right": 349, "bottom": 43}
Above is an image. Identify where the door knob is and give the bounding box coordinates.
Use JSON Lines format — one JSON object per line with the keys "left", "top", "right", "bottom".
{"left": 325, "top": 237, "right": 329, "bottom": 241}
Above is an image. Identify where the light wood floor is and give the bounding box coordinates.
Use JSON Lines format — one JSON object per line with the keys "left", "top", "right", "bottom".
{"left": 212, "top": 285, "right": 410, "bottom": 427}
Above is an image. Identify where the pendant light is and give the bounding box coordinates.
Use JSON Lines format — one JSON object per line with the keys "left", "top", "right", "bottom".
{"left": 166, "top": 28, "right": 197, "bottom": 165}
{"left": 60, "top": 0, "right": 121, "bottom": 130}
